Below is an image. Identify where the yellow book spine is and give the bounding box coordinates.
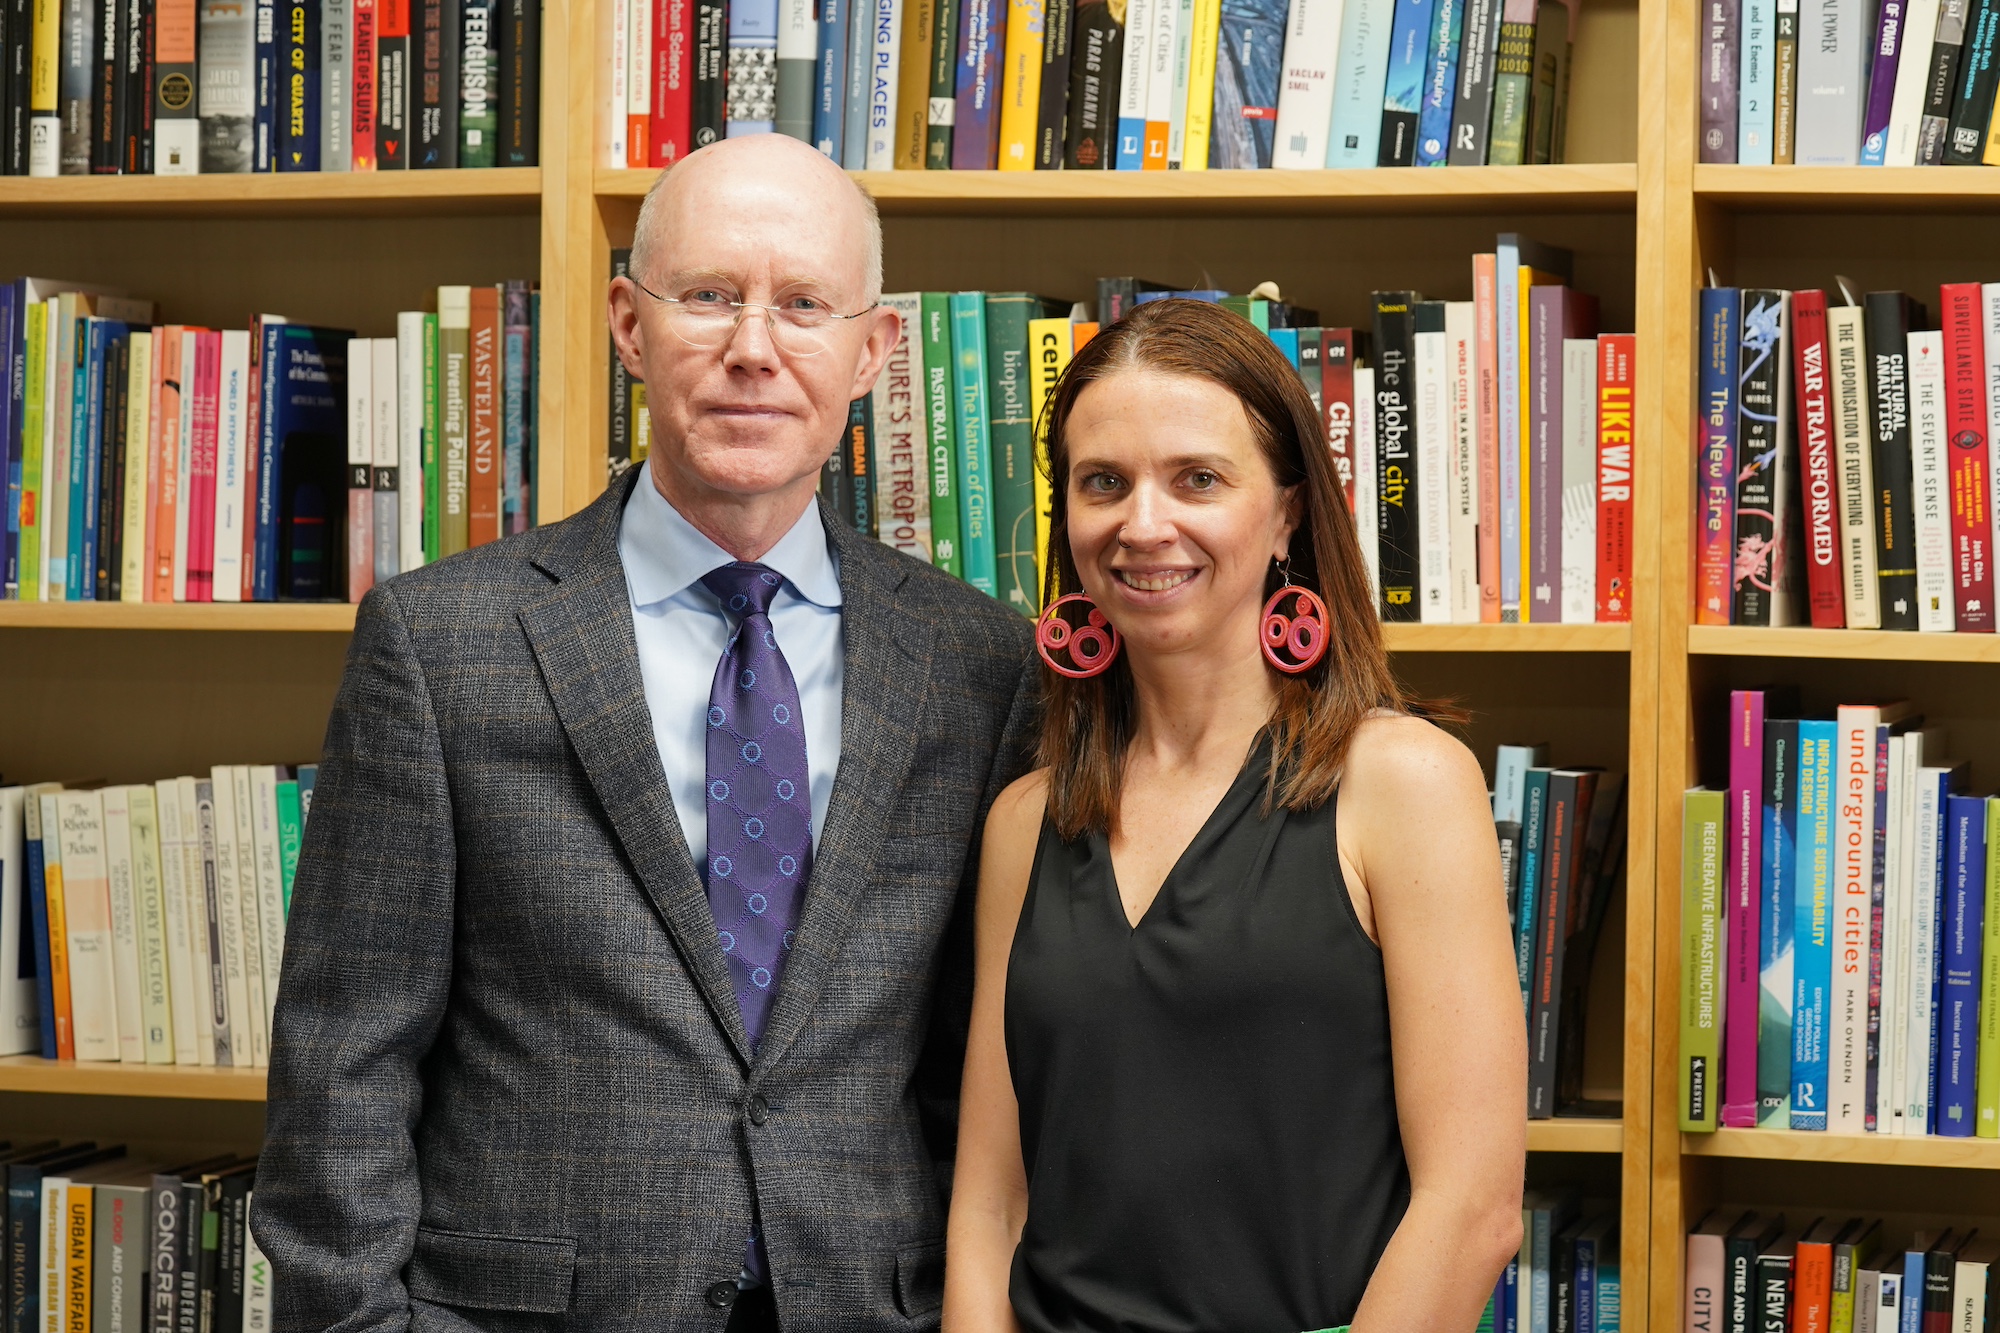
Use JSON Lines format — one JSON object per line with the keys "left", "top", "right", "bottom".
{"left": 44, "top": 855, "right": 74, "bottom": 1058}
{"left": 29, "top": 0, "right": 60, "bottom": 111}
{"left": 896, "top": 0, "right": 939, "bottom": 167}
{"left": 1028, "top": 316, "right": 1073, "bottom": 605}
{"left": 122, "top": 331, "right": 153, "bottom": 603}
{"left": 996, "top": 0, "right": 1049, "bottom": 169}
{"left": 1181, "top": 0, "right": 1220, "bottom": 171}
{"left": 65, "top": 1185, "right": 91, "bottom": 1333}
{"left": 1985, "top": 78, "right": 2000, "bottom": 165}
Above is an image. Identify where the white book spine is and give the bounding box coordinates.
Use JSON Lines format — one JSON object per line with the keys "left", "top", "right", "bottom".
{"left": 1448, "top": 302, "right": 1481, "bottom": 624}
{"left": 1878, "top": 731, "right": 1907, "bottom": 1133}
{"left": 244, "top": 1195, "right": 274, "bottom": 1329}
{"left": 1793, "top": 0, "right": 1869, "bottom": 163}
{"left": 349, "top": 338, "right": 375, "bottom": 590}
{"left": 1908, "top": 766, "right": 1944, "bottom": 1129}
{"left": 628, "top": 0, "right": 651, "bottom": 136}
{"left": 250, "top": 765, "right": 288, "bottom": 1034}
{"left": 127, "top": 785, "right": 175, "bottom": 1064}
{"left": 28, "top": 114, "right": 58, "bottom": 175}
{"left": 57, "top": 790, "right": 121, "bottom": 1062}
{"left": 180, "top": 775, "right": 218, "bottom": 1066}
{"left": 1909, "top": 329, "right": 1955, "bottom": 632}
{"left": 1414, "top": 322, "right": 1451, "bottom": 624}
{"left": 865, "top": 0, "right": 903, "bottom": 168}
{"left": 121, "top": 330, "right": 154, "bottom": 603}
{"left": 1830, "top": 706, "right": 1876, "bottom": 1132}
{"left": 321, "top": 0, "right": 352, "bottom": 170}
{"left": 1560, "top": 338, "right": 1598, "bottom": 625}
{"left": 1354, "top": 364, "right": 1380, "bottom": 606}
{"left": 1983, "top": 286, "right": 2000, "bottom": 587}
{"left": 1884, "top": 0, "right": 1942, "bottom": 165}
{"left": 873, "top": 294, "right": 933, "bottom": 559}
{"left": 1829, "top": 306, "right": 1882, "bottom": 628}
{"left": 1272, "top": 0, "right": 1347, "bottom": 167}
{"left": 0, "top": 789, "right": 34, "bottom": 1054}
{"left": 373, "top": 338, "right": 401, "bottom": 586}
{"left": 1165, "top": 0, "right": 1195, "bottom": 164}
{"left": 212, "top": 328, "right": 250, "bottom": 602}
{"left": 1146, "top": 0, "right": 1179, "bottom": 135}
{"left": 397, "top": 313, "right": 428, "bottom": 572}
{"left": 173, "top": 329, "right": 196, "bottom": 602}
{"left": 101, "top": 787, "right": 147, "bottom": 1064}
{"left": 209, "top": 770, "right": 249, "bottom": 1068}
{"left": 155, "top": 779, "right": 200, "bottom": 1066}
{"left": 1117, "top": 0, "right": 1153, "bottom": 145}
{"left": 229, "top": 764, "right": 269, "bottom": 1069}
{"left": 606, "top": 0, "right": 629, "bottom": 164}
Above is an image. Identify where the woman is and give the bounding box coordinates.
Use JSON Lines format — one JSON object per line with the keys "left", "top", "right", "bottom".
{"left": 943, "top": 299, "right": 1527, "bottom": 1333}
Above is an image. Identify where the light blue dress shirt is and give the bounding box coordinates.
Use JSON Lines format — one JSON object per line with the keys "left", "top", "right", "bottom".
{"left": 618, "top": 474, "right": 844, "bottom": 877}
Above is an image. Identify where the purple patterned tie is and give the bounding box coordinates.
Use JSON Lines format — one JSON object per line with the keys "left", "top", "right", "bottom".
{"left": 701, "top": 562, "right": 813, "bottom": 1053}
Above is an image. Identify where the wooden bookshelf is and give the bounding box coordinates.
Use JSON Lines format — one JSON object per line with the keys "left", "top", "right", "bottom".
{"left": 1384, "top": 623, "right": 1632, "bottom": 653}
{"left": 1529, "top": 1118, "right": 1628, "bottom": 1154}
{"left": 1688, "top": 625, "right": 2000, "bottom": 662}
{"left": 1692, "top": 164, "right": 2000, "bottom": 209}
{"left": 1683, "top": 1130, "right": 2000, "bottom": 1170}
{"left": 0, "top": 168, "right": 544, "bottom": 218}
{"left": 0, "top": 1056, "right": 268, "bottom": 1101}
{"left": 0, "top": 602, "right": 358, "bottom": 631}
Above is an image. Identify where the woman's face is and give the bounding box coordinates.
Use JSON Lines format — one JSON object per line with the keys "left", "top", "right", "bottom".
{"left": 1063, "top": 369, "right": 1299, "bottom": 661}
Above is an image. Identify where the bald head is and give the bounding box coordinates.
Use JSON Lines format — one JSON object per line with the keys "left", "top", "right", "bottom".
{"left": 629, "top": 136, "right": 884, "bottom": 306}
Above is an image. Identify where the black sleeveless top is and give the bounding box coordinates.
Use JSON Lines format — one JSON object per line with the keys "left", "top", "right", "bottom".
{"left": 1004, "top": 742, "right": 1410, "bottom": 1333}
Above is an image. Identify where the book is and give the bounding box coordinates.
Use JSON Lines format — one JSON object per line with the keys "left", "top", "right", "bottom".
{"left": 1701, "top": 0, "right": 1742, "bottom": 159}
{"left": 1527, "top": 768, "right": 1595, "bottom": 1117}
{"left": 1792, "top": 718, "right": 1836, "bottom": 1131}
{"left": 467, "top": 286, "right": 501, "bottom": 548}
{"left": 1944, "top": 0, "right": 2000, "bottom": 161}
{"left": 949, "top": 291, "right": 996, "bottom": 595}
{"left": 872, "top": 295, "right": 932, "bottom": 561}
{"left": 985, "top": 294, "right": 1059, "bottom": 617}
{"left": 1787, "top": 291, "right": 1845, "bottom": 627}
{"left": 1741, "top": 0, "right": 1776, "bottom": 160}
{"left": 1696, "top": 286, "right": 1741, "bottom": 627}
{"left": 1372, "top": 291, "right": 1419, "bottom": 622}
{"left": 1452, "top": 305, "right": 1483, "bottom": 623}
{"left": 1683, "top": 786, "right": 1727, "bottom": 1131}
{"left": 1486, "top": 0, "right": 1536, "bottom": 162}
{"left": 1832, "top": 703, "right": 1912, "bottom": 1131}
{"left": 1526, "top": 285, "right": 1594, "bottom": 623}
{"left": 1733, "top": 290, "right": 1798, "bottom": 627}
{"left": 1935, "top": 792, "right": 1986, "bottom": 1134}
{"left": 1183, "top": 0, "right": 1221, "bottom": 167}
{"left": 951, "top": 0, "right": 1002, "bottom": 164}
{"left": 1724, "top": 692, "right": 1766, "bottom": 1128}
{"left": 1141, "top": 0, "right": 1178, "bottom": 166}
{"left": 1063, "top": 0, "right": 1121, "bottom": 164}
{"left": 1829, "top": 300, "right": 1883, "bottom": 631}
{"left": 1413, "top": 299, "right": 1450, "bottom": 622}
{"left": 1863, "top": 292, "right": 1922, "bottom": 631}
{"left": 1271, "top": 0, "right": 1347, "bottom": 167}
{"left": 1377, "top": 0, "right": 1436, "bottom": 163}
{"left": 892, "top": 0, "right": 934, "bottom": 160}
{"left": 1917, "top": 0, "right": 1973, "bottom": 161}
{"left": 99, "top": 787, "right": 145, "bottom": 1064}
{"left": 1939, "top": 283, "right": 1994, "bottom": 631}
{"left": 1414, "top": 0, "right": 1464, "bottom": 163}
{"left": 1980, "top": 794, "right": 2000, "bottom": 1137}
{"left": 1795, "top": 0, "right": 1870, "bottom": 160}
{"left": 1909, "top": 329, "right": 1955, "bottom": 633}
{"left": 0, "top": 788, "right": 36, "bottom": 1053}
{"left": 1208, "top": 0, "right": 1283, "bottom": 165}
{"left": 1325, "top": 0, "right": 1392, "bottom": 164}
{"left": 994, "top": 0, "right": 1044, "bottom": 166}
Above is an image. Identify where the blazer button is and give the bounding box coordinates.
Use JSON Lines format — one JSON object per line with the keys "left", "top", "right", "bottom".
{"left": 748, "top": 1094, "right": 771, "bottom": 1126}
{"left": 706, "top": 1281, "right": 738, "bottom": 1309}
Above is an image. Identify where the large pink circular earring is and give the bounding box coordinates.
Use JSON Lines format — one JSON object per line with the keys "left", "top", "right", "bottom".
{"left": 1037, "top": 593, "right": 1123, "bottom": 679}
{"left": 1262, "top": 581, "right": 1329, "bottom": 674}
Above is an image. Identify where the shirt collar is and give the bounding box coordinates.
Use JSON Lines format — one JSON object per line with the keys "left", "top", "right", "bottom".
{"left": 620, "top": 468, "right": 843, "bottom": 611}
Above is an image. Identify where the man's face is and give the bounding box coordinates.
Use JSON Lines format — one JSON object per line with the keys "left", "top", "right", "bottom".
{"left": 609, "top": 150, "right": 900, "bottom": 508}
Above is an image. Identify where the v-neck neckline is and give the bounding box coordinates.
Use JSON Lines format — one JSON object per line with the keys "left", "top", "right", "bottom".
{"left": 1102, "top": 739, "right": 1267, "bottom": 933}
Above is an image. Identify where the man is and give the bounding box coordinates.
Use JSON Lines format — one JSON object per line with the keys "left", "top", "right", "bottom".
{"left": 255, "top": 135, "right": 1038, "bottom": 1333}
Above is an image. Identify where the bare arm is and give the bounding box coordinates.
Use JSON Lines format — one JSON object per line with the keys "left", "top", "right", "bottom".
{"left": 941, "top": 770, "right": 1048, "bottom": 1333}
{"left": 1337, "top": 716, "right": 1527, "bottom": 1333}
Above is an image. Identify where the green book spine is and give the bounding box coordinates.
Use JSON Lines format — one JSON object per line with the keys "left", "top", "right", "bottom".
{"left": 423, "top": 312, "right": 441, "bottom": 565}
{"left": 459, "top": 0, "right": 500, "bottom": 166}
{"left": 926, "top": 0, "right": 962, "bottom": 167}
{"left": 922, "top": 294, "right": 963, "bottom": 577}
{"left": 19, "top": 301, "right": 46, "bottom": 602}
{"left": 275, "top": 780, "right": 303, "bottom": 917}
{"left": 984, "top": 293, "right": 1042, "bottom": 618}
{"left": 950, "top": 292, "right": 995, "bottom": 594}
{"left": 1488, "top": 19, "right": 1536, "bottom": 165}
{"left": 1978, "top": 795, "right": 2000, "bottom": 1137}
{"left": 1681, "top": 786, "right": 1726, "bottom": 1131}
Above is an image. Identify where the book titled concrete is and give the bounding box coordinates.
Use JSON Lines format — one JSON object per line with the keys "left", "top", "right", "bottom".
{"left": 1793, "top": 0, "right": 1869, "bottom": 162}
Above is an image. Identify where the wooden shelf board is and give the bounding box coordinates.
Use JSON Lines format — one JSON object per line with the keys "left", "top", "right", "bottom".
{"left": 1384, "top": 622, "right": 1632, "bottom": 652}
{"left": 1693, "top": 165, "right": 2000, "bottom": 210}
{"left": 1688, "top": 624, "right": 2000, "bottom": 661}
{"left": 1527, "top": 1117, "right": 1625, "bottom": 1153}
{"left": 0, "top": 602, "right": 357, "bottom": 631}
{"left": 597, "top": 165, "right": 1640, "bottom": 216}
{"left": 1684, "top": 1128, "right": 2000, "bottom": 1168}
{"left": 0, "top": 168, "right": 543, "bottom": 218}
{"left": 0, "top": 1056, "right": 268, "bottom": 1101}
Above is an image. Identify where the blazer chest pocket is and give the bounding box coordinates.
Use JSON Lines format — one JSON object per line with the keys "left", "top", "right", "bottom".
{"left": 894, "top": 1238, "right": 945, "bottom": 1320}
{"left": 407, "top": 1225, "right": 579, "bottom": 1314}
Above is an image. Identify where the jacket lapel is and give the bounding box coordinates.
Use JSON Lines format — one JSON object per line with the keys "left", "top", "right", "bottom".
{"left": 752, "top": 502, "right": 937, "bottom": 1075}
{"left": 518, "top": 470, "right": 755, "bottom": 1068}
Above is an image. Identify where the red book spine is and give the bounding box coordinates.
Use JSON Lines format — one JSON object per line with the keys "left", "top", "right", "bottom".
{"left": 651, "top": 0, "right": 692, "bottom": 165}
{"left": 1322, "top": 327, "right": 1356, "bottom": 513}
{"left": 152, "top": 328, "right": 183, "bottom": 603}
{"left": 1596, "top": 333, "right": 1634, "bottom": 623}
{"left": 188, "top": 331, "right": 221, "bottom": 603}
{"left": 352, "top": 0, "right": 379, "bottom": 169}
{"left": 1790, "top": 289, "right": 1846, "bottom": 628}
{"left": 468, "top": 287, "right": 502, "bottom": 546}
{"left": 1942, "top": 281, "right": 1994, "bottom": 630}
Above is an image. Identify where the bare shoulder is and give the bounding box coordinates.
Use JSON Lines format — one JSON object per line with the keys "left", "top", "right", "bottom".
{"left": 1340, "top": 712, "right": 1486, "bottom": 807}
{"left": 989, "top": 767, "right": 1052, "bottom": 830}
{"left": 976, "top": 769, "right": 1052, "bottom": 935}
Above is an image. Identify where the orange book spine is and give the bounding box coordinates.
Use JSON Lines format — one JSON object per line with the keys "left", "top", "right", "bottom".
{"left": 42, "top": 841, "right": 74, "bottom": 1060}
{"left": 1793, "top": 1240, "right": 1833, "bottom": 1333}
{"left": 1473, "top": 254, "right": 1501, "bottom": 623}
{"left": 1143, "top": 120, "right": 1167, "bottom": 168}
{"left": 467, "top": 287, "right": 502, "bottom": 547}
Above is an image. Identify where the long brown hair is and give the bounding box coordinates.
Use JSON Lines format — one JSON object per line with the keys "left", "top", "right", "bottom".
{"left": 1038, "top": 298, "right": 1447, "bottom": 840}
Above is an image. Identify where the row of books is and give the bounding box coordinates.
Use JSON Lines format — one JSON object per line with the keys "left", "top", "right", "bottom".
{"left": 2, "top": 1144, "right": 268, "bottom": 1333}
{"left": 1684, "top": 1213, "right": 1999, "bottom": 1333}
{"left": 1679, "top": 692, "right": 2000, "bottom": 1137}
{"left": 1493, "top": 745, "right": 1626, "bottom": 1119}
{"left": 0, "top": 277, "right": 540, "bottom": 604}
{"left": 604, "top": 0, "right": 1585, "bottom": 170}
{"left": 1488, "top": 1193, "right": 1620, "bottom": 1333}
{"left": 0, "top": 770, "right": 317, "bottom": 1066}
{"left": 1696, "top": 282, "right": 2000, "bottom": 633}
{"left": 1698, "top": 0, "right": 2000, "bottom": 165}
{"left": 0, "top": 0, "right": 541, "bottom": 175}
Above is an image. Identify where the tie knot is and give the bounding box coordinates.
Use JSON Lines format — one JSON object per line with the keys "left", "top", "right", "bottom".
{"left": 702, "top": 562, "right": 786, "bottom": 620}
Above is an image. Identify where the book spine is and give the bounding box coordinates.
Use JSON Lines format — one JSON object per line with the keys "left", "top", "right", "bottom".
{"left": 1797, "top": 1240, "right": 1834, "bottom": 1333}
{"left": 438, "top": 286, "right": 469, "bottom": 556}
{"left": 1908, "top": 769, "right": 1943, "bottom": 1131}
{"left": 1986, "top": 285, "right": 2000, "bottom": 604}
{"left": 1515, "top": 768, "right": 1547, "bottom": 1003}
{"left": 949, "top": 292, "right": 995, "bottom": 594}
{"left": 1794, "top": 0, "right": 1867, "bottom": 160}
{"left": 1325, "top": 0, "right": 1392, "bottom": 165}
{"left": 1487, "top": 0, "right": 1536, "bottom": 163}
{"left": 1372, "top": 291, "right": 1419, "bottom": 621}
{"left": 1793, "top": 719, "right": 1836, "bottom": 1131}
{"left": 891, "top": 0, "right": 933, "bottom": 160}
{"left": 1182, "top": 0, "right": 1218, "bottom": 166}
{"left": 1941, "top": 283, "right": 1995, "bottom": 630}
{"left": 1472, "top": 261, "right": 1502, "bottom": 620}
{"left": 467, "top": 287, "right": 499, "bottom": 546}
{"left": 921, "top": 293, "right": 962, "bottom": 576}
{"left": 1355, "top": 363, "right": 1379, "bottom": 599}
{"left": 1413, "top": 301, "right": 1450, "bottom": 623}
{"left": 845, "top": 393, "right": 874, "bottom": 533}
{"left": 414, "top": 0, "right": 459, "bottom": 164}
{"left": 457, "top": 0, "right": 495, "bottom": 160}
{"left": 1829, "top": 303, "right": 1883, "bottom": 628}
{"left": 1062, "top": 0, "right": 1118, "bottom": 163}
{"left": 320, "top": 0, "right": 351, "bottom": 168}
{"left": 1740, "top": 0, "right": 1775, "bottom": 161}
{"left": 1139, "top": 0, "right": 1175, "bottom": 165}
{"left": 346, "top": 339, "right": 373, "bottom": 602}
{"left": 1933, "top": 795, "right": 1986, "bottom": 1134}
{"left": 373, "top": 339, "right": 402, "bottom": 578}
{"left": 1455, "top": 310, "right": 1486, "bottom": 623}
{"left": 1682, "top": 786, "right": 1726, "bottom": 1130}
{"left": 1858, "top": 0, "right": 1906, "bottom": 160}
{"left": 1271, "top": 0, "right": 1346, "bottom": 168}
{"left": 497, "top": 0, "right": 534, "bottom": 161}
{"left": 1832, "top": 706, "right": 1879, "bottom": 1132}
{"left": 1725, "top": 690, "right": 1766, "bottom": 1127}
{"left": 1377, "top": 0, "right": 1436, "bottom": 164}
{"left": 984, "top": 295, "right": 1039, "bottom": 616}
{"left": 1910, "top": 329, "right": 1956, "bottom": 632}
{"left": 877, "top": 296, "right": 933, "bottom": 560}
{"left": 950, "top": 0, "right": 1000, "bottom": 163}
{"left": 351, "top": 0, "right": 377, "bottom": 166}
{"left": 278, "top": 0, "right": 318, "bottom": 166}
{"left": 773, "top": 0, "right": 818, "bottom": 141}
{"left": 1526, "top": 772, "right": 1580, "bottom": 1117}
{"left": 920, "top": 0, "right": 955, "bottom": 162}
{"left": 1760, "top": 721, "right": 1798, "bottom": 1126}
{"left": 376, "top": 0, "right": 411, "bottom": 165}
{"left": 1864, "top": 292, "right": 1919, "bottom": 631}
{"left": 841, "top": 0, "right": 872, "bottom": 162}
{"left": 1790, "top": 291, "right": 1846, "bottom": 626}
{"left": 994, "top": 0, "right": 1043, "bottom": 166}
{"left": 1919, "top": 0, "right": 1972, "bottom": 160}
{"left": 1700, "top": 0, "right": 1741, "bottom": 158}
{"left": 1695, "top": 286, "right": 1740, "bottom": 626}
{"left": 1324, "top": 326, "right": 1358, "bottom": 514}
{"left": 1447, "top": 0, "right": 1501, "bottom": 161}
{"left": 1978, "top": 793, "right": 2000, "bottom": 1136}
{"left": 1885, "top": 0, "right": 1941, "bottom": 160}
{"left": 1945, "top": 0, "right": 2000, "bottom": 160}
{"left": 1415, "top": 0, "right": 1464, "bottom": 163}
{"left": 1867, "top": 724, "right": 1892, "bottom": 1130}
{"left": 1732, "top": 290, "right": 1787, "bottom": 626}
{"left": 1208, "top": 0, "right": 1283, "bottom": 166}
{"left": 1596, "top": 333, "right": 1634, "bottom": 622}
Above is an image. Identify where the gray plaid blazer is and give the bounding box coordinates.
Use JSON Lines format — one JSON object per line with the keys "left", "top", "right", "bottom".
{"left": 254, "top": 468, "right": 1038, "bottom": 1333}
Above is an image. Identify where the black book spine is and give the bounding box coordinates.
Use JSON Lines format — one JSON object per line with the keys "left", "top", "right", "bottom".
{"left": 925, "top": 0, "right": 960, "bottom": 166}
{"left": 1061, "top": 0, "right": 1117, "bottom": 168}
{"left": 693, "top": 0, "right": 726, "bottom": 146}
{"left": 148, "top": 1173, "right": 181, "bottom": 1333}
{"left": 7, "top": 1167, "right": 41, "bottom": 1333}
{"left": 174, "top": 1179, "right": 202, "bottom": 1333}
{"left": 1448, "top": 0, "right": 1503, "bottom": 164}
{"left": 1372, "top": 291, "right": 1420, "bottom": 620}
{"left": 415, "top": 0, "right": 459, "bottom": 165}
{"left": 1863, "top": 291, "right": 1920, "bottom": 630}
{"left": 1918, "top": 0, "right": 1972, "bottom": 162}
{"left": 1527, "top": 770, "right": 1584, "bottom": 1117}
{"left": 818, "top": 429, "right": 851, "bottom": 527}
{"left": 1551, "top": 1226, "right": 1576, "bottom": 1333}
{"left": 1756, "top": 1254, "right": 1791, "bottom": 1333}
{"left": 0, "top": 0, "right": 18, "bottom": 173}
{"left": 1732, "top": 289, "right": 1786, "bottom": 626}
{"left": 125, "top": 0, "right": 154, "bottom": 169}
{"left": 377, "top": 27, "right": 408, "bottom": 165}
{"left": 104, "top": 333, "right": 130, "bottom": 599}
{"left": 1946, "top": 0, "right": 2000, "bottom": 161}
{"left": 608, "top": 248, "right": 633, "bottom": 482}
{"left": 1297, "top": 327, "right": 1322, "bottom": 415}
{"left": 845, "top": 393, "right": 874, "bottom": 535}
{"left": 1724, "top": 1234, "right": 1756, "bottom": 1333}
{"left": 497, "top": 0, "right": 535, "bottom": 164}
{"left": 95, "top": 0, "right": 124, "bottom": 169}
{"left": 1926, "top": 1242, "right": 1960, "bottom": 1316}
{"left": 198, "top": 1175, "right": 225, "bottom": 1333}
{"left": 215, "top": 1174, "right": 251, "bottom": 1333}
{"left": 1032, "top": 0, "right": 1071, "bottom": 166}
{"left": 1378, "top": 104, "right": 1416, "bottom": 167}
